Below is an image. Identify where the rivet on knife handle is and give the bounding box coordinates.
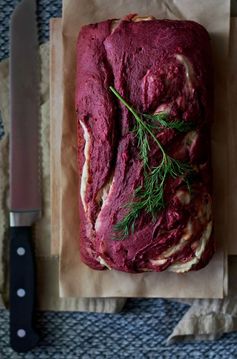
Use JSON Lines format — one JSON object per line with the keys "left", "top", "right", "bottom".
{"left": 10, "top": 227, "right": 39, "bottom": 353}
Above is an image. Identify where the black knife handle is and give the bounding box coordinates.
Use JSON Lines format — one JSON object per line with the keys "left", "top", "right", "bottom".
{"left": 10, "top": 226, "right": 39, "bottom": 353}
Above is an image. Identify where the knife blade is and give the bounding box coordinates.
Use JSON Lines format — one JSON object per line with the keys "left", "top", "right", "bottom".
{"left": 9, "top": 0, "right": 40, "bottom": 352}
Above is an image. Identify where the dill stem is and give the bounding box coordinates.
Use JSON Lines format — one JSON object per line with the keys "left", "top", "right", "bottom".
{"left": 109, "top": 86, "right": 192, "bottom": 238}
{"left": 109, "top": 86, "right": 166, "bottom": 157}
{"left": 109, "top": 86, "right": 139, "bottom": 122}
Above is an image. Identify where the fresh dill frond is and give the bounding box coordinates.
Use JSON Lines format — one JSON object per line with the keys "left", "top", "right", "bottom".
{"left": 143, "top": 113, "right": 195, "bottom": 132}
{"left": 133, "top": 123, "right": 150, "bottom": 169}
{"left": 109, "top": 86, "right": 194, "bottom": 239}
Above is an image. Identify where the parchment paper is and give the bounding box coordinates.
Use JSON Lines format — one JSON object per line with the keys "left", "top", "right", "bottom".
{"left": 50, "top": 18, "right": 63, "bottom": 256}
{"left": 60, "top": 0, "right": 230, "bottom": 298}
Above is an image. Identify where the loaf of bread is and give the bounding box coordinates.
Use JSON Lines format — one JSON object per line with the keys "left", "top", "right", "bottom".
{"left": 75, "top": 15, "right": 214, "bottom": 273}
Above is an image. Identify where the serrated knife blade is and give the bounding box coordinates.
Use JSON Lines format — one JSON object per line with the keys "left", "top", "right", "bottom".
{"left": 10, "top": 0, "right": 41, "bottom": 216}
{"left": 9, "top": 0, "right": 40, "bottom": 352}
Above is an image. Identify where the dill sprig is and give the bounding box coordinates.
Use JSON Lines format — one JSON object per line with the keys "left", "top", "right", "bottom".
{"left": 109, "top": 86, "right": 193, "bottom": 239}
{"left": 143, "top": 113, "right": 195, "bottom": 133}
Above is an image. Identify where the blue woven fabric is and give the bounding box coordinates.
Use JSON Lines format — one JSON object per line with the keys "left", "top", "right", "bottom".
{"left": 1, "top": 1, "right": 237, "bottom": 357}
{"left": 1, "top": 300, "right": 237, "bottom": 358}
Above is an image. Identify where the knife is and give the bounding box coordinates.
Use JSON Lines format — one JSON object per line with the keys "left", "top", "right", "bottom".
{"left": 9, "top": 0, "right": 40, "bottom": 353}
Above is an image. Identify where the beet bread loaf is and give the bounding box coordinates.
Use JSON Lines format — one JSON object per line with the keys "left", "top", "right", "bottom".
{"left": 75, "top": 15, "right": 214, "bottom": 273}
